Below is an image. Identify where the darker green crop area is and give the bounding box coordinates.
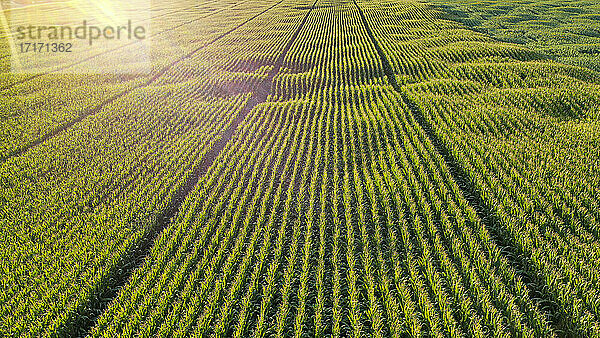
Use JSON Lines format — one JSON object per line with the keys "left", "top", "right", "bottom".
{"left": 432, "top": 0, "right": 600, "bottom": 72}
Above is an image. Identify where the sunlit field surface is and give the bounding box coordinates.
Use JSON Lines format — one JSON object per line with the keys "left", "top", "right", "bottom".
{"left": 0, "top": 0, "right": 599, "bottom": 336}
{"left": 0, "top": 0, "right": 151, "bottom": 73}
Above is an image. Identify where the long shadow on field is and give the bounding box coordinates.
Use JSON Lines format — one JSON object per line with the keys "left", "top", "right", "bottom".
{"left": 351, "top": 0, "right": 574, "bottom": 335}
{"left": 59, "top": 0, "right": 320, "bottom": 336}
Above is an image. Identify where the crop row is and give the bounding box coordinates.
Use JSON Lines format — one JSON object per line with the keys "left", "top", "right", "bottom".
{"left": 1, "top": 0, "right": 599, "bottom": 336}
{"left": 356, "top": 0, "right": 600, "bottom": 334}
{"left": 0, "top": 0, "right": 315, "bottom": 334}
{"left": 0, "top": 0, "right": 277, "bottom": 160}
{"left": 89, "top": 1, "right": 561, "bottom": 336}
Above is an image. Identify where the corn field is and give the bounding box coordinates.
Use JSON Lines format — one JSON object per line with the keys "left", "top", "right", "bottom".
{"left": 1, "top": 0, "right": 599, "bottom": 336}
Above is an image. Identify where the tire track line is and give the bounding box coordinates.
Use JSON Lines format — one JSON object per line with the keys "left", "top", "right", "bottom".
{"left": 351, "top": 0, "right": 565, "bottom": 334}
{"left": 63, "top": 1, "right": 318, "bottom": 336}
{"left": 0, "top": 0, "right": 280, "bottom": 165}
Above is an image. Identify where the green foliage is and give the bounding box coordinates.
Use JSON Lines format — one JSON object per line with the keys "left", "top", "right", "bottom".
{"left": 0, "top": 0, "right": 599, "bottom": 336}
{"left": 431, "top": 0, "right": 600, "bottom": 72}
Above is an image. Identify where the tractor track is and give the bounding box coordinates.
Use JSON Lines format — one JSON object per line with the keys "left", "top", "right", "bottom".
{"left": 351, "top": 0, "right": 569, "bottom": 334}
{"left": 60, "top": 1, "right": 319, "bottom": 336}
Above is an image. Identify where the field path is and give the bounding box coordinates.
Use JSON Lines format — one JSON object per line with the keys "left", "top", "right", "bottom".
{"left": 351, "top": 0, "right": 594, "bottom": 334}
{"left": 61, "top": 0, "right": 319, "bottom": 335}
